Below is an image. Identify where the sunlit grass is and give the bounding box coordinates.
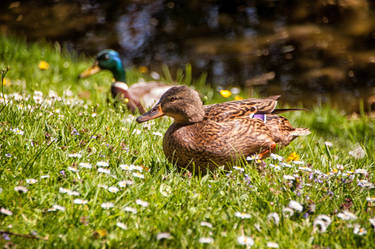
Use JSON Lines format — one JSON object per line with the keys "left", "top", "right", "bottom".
{"left": 0, "top": 35, "right": 375, "bottom": 248}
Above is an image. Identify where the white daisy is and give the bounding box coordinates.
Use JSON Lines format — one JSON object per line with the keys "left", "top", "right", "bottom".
{"left": 59, "top": 187, "right": 80, "bottom": 196}
{"left": 292, "top": 161, "right": 304, "bottom": 165}
{"left": 199, "top": 237, "right": 214, "bottom": 244}
{"left": 68, "top": 153, "right": 82, "bottom": 158}
{"left": 132, "top": 129, "right": 141, "bottom": 135}
{"left": 26, "top": 178, "right": 38, "bottom": 184}
{"left": 358, "top": 180, "right": 375, "bottom": 189}
{"left": 349, "top": 145, "right": 366, "bottom": 159}
{"left": 73, "top": 199, "right": 88, "bottom": 205}
{"left": 0, "top": 208, "right": 13, "bottom": 216}
{"left": 267, "top": 212, "right": 280, "bottom": 225}
{"left": 280, "top": 162, "right": 292, "bottom": 168}
{"left": 97, "top": 184, "right": 108, "bottom": 189}
{"left": 118, "top": 180, "right": 134, "bottom": 187}
{"left": 136, "top": 199, "right": 149, "bottom": 207}
{"left": 67, "top": 167, "right": 78, "bottom": 172}
{"left": 152, "top": 132, "right": 163, "bottom": 137}
{"left": 116, "top": 222, "right": 127, "bottom": 230}
{"left": 313, "top": 215, "right": 331, "bottom": 233}
{"left": 282, "top": 207, "right": 294, "bottom": 217}
{"left": 101, "top": 202, "right": 114, "bottom": 209}
{"left": 324, "top": 141, "right": 333, "bottom": 147}
{"left": 234, "top": 212, "right": 251, "bottom": 219}
{"left": 157, "top": 232, "right": 172, "bottom": 240}
{"left": 131, "top": 165, "right": 143, "bottom": 172}
{"left": 200, "top": 221, "right": 213, "bottom": 228}
{"left": 299, "top": 167, "right": 312, "bottom": 172}
{"left": 269, "top": 164, "right": 281, "bottom": 171}
{"left": 14, "top": 186, "right": 28, "bottom": 193}
{"left": 48, "top": 204, "right": 66, "bottom": 212}
{"left": 337, "top": 210, "right": 357, "bottom": 221}
{"left": 159, "top": 184, "right": 172, "bottom": 197}
{"left": 353, "top": 224, "right": 367, "bottom": 235}
{"left": 132, "top": 172, "right": 145, "bottom": 179}
{"left": 283, "top": 175, "right": 295, "bottom": 181}
{"left": 120, "top": 164, "right": 132, "bottom": 171}
{"left": 11, "top": 128, "right": 24, "bottom": 135}
{"left": 151, "top": 72, "right": 160, "bottom": 80}
{"left": 124, "top": 206, "right": 137, "bottom": 214}
{"left": 369, "top": 218, "right": 375, "bottom": 228}
{"left": 108, "top": 186, "right": 119, "bottom": 193}
{"left": 97, "top": 161, "right": 109, "bottom": 167}
{"left": 98, "top": 168, "right": 111, "bottom": 175}
{"left": 237, "top": 236, "right": 254, "bottom": 246}
{"left": 267, "top": 242, "right": 279, "bottom": 248}
{"left": 233, "top": 166, "right": 245, "bottom": 172}
{"left": 288, "top": 200, "right": 303, "bottom": 212}
{"left": 354, "top": 169, "right": 368, "bottom": 175}
{"left": 270, "top": 153, "right": 283, "bottom": 161}
{"left": 79, "top": 162, "right": 92, "bottom": 169}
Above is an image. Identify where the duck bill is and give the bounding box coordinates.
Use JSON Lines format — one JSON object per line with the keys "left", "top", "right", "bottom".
{"left": 136, "top": 103, "right": 164, "bottom": 123}
{"left": 79, "top": 61, "right": 101, "bottom": 78}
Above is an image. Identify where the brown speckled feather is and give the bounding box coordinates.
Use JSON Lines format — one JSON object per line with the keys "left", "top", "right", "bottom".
{"left": 204, "top": 96, "right": 279, "bottom": 122}
{"left": 136, "top": 86, "right": 310, "bottom": 171}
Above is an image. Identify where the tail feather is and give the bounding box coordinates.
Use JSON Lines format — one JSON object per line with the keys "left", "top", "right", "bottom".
{"left": 267, "top": 95, "right": 281, "bottom": 100}
{"left": 290, "top": 128, "right": 311, "bottom": 137}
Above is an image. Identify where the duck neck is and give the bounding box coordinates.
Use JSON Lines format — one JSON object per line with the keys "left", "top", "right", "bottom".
{"left": 112, "top": 58, "right": 126, "bottom": 82}
{"left": 173, "top": 106, "right": 205, "bottom": 125}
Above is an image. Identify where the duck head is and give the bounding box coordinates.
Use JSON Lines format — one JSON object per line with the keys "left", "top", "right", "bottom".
{"left": 79, "top": 49, "right": 126, "bottom": 82}
{"left": 136, "top": 86, "right": 205, "bottom": 124}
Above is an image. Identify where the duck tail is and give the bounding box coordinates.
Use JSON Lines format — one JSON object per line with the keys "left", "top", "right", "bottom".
{"left": 272, "top": 108, "right": 307, "bottom": 114}
{"left": 267, "top": 95, "right": 281, "bottom": 100}
{"left": 290, "top": 128, "right": 311, "bottom": 137}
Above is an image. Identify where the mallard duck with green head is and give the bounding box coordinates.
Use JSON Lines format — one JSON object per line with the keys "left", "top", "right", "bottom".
{"left": 136, "top": 86, "right": 310, "bottom": 172}
{"left": 79, "top": 49, "right": 174, "bottom": 113}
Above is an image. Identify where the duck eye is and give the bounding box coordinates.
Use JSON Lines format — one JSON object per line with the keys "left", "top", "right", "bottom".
{"left": 170, "top": 97, "right": 177, "bottom": 102}
{"left": 103, "top": 54, "right": 110, "bottom": 60}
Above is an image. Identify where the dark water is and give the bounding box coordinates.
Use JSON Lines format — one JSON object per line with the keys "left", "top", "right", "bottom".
{"left": 1, "top": 0, "right": 375, "bottom": 113}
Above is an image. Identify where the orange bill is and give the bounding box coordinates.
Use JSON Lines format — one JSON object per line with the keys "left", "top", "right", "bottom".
{"left": 79, "top": 61, "right": 101, "bottom": 78}
{"left": 136, "top": 103, "right": 164, "bottom": 123}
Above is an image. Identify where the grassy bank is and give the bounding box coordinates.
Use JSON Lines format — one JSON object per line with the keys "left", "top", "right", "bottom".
{"left": 0, "top": 36, "right": 374, "bottom": 248}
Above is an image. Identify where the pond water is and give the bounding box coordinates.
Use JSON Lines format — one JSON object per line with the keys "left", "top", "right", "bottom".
{"left": 1, "top": 0, "right": 375, "bottom": 113}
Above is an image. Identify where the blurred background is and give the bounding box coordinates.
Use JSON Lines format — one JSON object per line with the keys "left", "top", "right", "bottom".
{"left": 1, "top": 0, "right": 375, "bottom": 113}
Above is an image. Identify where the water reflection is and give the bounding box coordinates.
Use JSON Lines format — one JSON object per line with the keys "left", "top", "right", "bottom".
{"left": 1, "top": 0, "right": 375, "bottom": 112}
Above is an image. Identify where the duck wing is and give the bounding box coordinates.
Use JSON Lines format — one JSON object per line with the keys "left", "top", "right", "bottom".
{"left": 203, "top": 96, "right": 280, "bottom": 122}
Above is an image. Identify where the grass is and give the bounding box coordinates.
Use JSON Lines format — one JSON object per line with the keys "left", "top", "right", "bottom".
{"left": 0, "top": 35, "right": 375, "bottom": 248}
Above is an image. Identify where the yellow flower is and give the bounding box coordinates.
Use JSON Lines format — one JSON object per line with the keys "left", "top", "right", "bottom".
{"left": 93, "top": 229, "right": 107, "bottom": 238}
{"left": 2, "top": 77, "right": 8, "bottom": 86}
{"left": 234, "top": 95, "right": 243, "bottom": 100}
{"left": 38, "top": 60, "right": 49, "bottom": 70}
{"left": 220, "top": 89, "right": 232, "bottom": 98}
{"left": 138, "top": 66, "right": 148, "bottom": 73}
{"left": 286, "top": 152, "right": 299, "bottom": 162}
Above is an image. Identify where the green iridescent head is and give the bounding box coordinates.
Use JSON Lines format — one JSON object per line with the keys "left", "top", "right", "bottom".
{"left": 79, "top": 49, "right": 126, "bottom": 82}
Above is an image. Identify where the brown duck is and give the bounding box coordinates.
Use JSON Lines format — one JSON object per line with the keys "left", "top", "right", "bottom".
{"left": 136, "top": 86, "right": 310, "bottom": 171}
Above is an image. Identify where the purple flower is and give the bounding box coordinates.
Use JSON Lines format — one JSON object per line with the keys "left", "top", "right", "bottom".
{"left": 303, "top": 213, "right": 309, "bottom": 219}
{"left": 5, "top": 153, "right": 11, "bottom": 158}
{"left": 59, "top": 170, "right": 66, "bottom": 177}
{"left": 71, "top": 128, "right": 80, "bottom": 136}
{"left": 2, "top": 233, "right": 11, "bottom": 241}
